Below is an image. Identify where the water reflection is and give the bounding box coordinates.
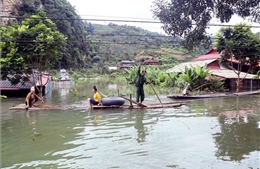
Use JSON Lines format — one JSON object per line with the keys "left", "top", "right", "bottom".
{"left": 211, "top": 97, "right": 260, "bottom": 162}
{"left": 26, "top": 111, "right": 38, "bottom": 138}
{"left": 214, "top": 115, "right": 259, "bottom": 161}
{"left": 134, "top": 112, "right": 146, "bottom": 143}
{"left": 93, "top": 111, "right": 103, "bottom": 126}
{"left": 186, "top": 96, "right": 260, "bottom": 162}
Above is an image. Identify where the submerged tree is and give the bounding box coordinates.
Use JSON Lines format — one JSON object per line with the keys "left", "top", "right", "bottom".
{"left": 0, "top": 9, "right": 66, "bottom": 96}
{"left": 152, "top": 0, "right": 260, "bottom": 50}
{"left": 214, "top": 23, "right": 260, "bottom": 91}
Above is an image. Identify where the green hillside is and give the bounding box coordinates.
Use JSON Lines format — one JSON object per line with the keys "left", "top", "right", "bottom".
{"left": 86, "top": 23, "right": 205, "bottom": 67}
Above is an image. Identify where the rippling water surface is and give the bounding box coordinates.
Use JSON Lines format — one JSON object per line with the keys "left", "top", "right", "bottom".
{"left": 1, "top": 81, "right": 259, "bottom": 169}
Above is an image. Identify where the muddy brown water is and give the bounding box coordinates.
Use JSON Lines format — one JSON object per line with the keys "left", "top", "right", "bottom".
{"left": 1, "top": 80, "right": 259, "bottom": 169}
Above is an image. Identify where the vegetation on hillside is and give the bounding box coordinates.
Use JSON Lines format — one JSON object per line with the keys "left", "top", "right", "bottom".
{"left": 85, "top": 23, "right": 207, "bottom": 67}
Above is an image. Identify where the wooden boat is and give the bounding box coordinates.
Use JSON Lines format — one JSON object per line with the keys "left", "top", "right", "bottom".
{"left": 167, "top": 90, "right": 260, "bottom": 99}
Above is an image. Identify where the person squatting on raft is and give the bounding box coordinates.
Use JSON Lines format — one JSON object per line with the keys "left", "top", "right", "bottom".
{"left": 135, "top": 66, "right": 149, "bottom": 104}
{"left": 182, "top": 82, "right": 191, "bottom": 96}
{"left": 88, "top": 86, "right": 102, "bottom": 109}
{"left": 25, "top": 86, "right": 44, "bottom": 108}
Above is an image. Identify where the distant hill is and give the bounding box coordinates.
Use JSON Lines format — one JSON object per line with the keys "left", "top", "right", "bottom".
{"left": 86, "top": 23, "right": 205, "bottom": 66}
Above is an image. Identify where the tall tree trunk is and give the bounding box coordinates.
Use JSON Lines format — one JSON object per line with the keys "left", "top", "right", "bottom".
{"left": 236, "top": 60, "right": 242, "bottom": 92}
{"left": 236, "top": 78, "right": 240, "bottom": 92}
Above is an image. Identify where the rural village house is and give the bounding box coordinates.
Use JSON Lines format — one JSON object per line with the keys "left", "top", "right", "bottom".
{"left": 167, "top": 49, "right": 260, "bottom": 91}
{"left": 118, "top": 59, "right": 160, "bottom": 69}
{"left": 0, "top": 73, "right": 52, "bottom": 97}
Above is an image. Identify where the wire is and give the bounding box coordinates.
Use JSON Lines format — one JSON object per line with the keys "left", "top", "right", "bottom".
{"left": 0, "top": 39, "right": 200, "bottom": 45}
{"left": 90, "top": 34, "right": 171, "bottom": 38}
{"left": 1, "top": 15, "right": 260, "bottom": 28}
{"left": 77, "top": 14, "right": 157, "bottom": 21}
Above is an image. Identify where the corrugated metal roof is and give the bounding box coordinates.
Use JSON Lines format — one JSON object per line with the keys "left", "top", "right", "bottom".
{"left": 210, "top": 70, "right": 256, "bottom": 79}
{"left": 166, "top": 59, "right": 217, "bottom": 73}
{"left": 0, "top": 73, "right": 50, "bottom": 90}
{"left": 0, "top": 80, "right": 32, "bottom": 90}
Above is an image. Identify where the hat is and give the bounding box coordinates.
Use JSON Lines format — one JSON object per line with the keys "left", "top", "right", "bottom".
{"left": 30, "top": 86, "right": 35, "bottom": 92}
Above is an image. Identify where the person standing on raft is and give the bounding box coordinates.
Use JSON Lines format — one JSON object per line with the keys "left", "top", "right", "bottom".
{"left": 25, "top": 86, "right": 44, "bottom": 108}
{"left": 88, "top": 86, "right": 102, "bottom": 109}
{"left": 135, "top": 66, "right": 149, "bottom": 104}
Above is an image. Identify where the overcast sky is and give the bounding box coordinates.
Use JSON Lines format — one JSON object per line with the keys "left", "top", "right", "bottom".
{"left": 67, "top": 0, "right": 260, "bottom": 35}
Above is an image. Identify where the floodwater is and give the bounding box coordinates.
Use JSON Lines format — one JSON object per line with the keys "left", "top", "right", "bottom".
{"left": 1, "top": 80, "right": 260, "bottom": 169}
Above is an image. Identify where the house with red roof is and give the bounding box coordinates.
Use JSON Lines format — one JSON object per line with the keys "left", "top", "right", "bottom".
{"left": 167, "top": 48, "right": 260, "bottom": 90}
{"left": 117, "top": 60, "right": 136, "bottom": 69}
{"left": 141, "top": 59, "right": 160, "bottom": 65}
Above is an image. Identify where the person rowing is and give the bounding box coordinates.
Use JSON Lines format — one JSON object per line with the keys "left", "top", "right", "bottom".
{"left": 87, "top": 86, "right": 102, "bottom": 109}
{"left": 25, "top": 86, "right": 44, "bottom": 109}
{"left": 135, "top": 66, "right": 150, "bottom": 104}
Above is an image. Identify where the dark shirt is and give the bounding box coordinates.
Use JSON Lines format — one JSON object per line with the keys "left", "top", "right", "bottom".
{"left": 135, "top": 66, "right": 147, "bottom": 88}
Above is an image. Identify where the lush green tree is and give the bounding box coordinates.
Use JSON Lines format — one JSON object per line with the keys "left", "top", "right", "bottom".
{"left": 214, "top": 23, "right": 260, "bottom": 90}
{"left": 1, "top": 10, "right": 66, "bottom": 95}
{"left": 152, "top": 0, "right": 260, "bottom": 50}
{"left": 13, "top": 0, "right": 92, "bottom": 69}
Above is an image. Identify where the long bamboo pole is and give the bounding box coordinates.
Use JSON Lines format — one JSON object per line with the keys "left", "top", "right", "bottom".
{"left": 149, "top": 83, "right": 163, "bottom": 107}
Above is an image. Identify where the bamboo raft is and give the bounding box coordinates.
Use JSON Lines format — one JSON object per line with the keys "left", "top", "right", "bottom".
{"left": 92, "top": 102, "right": 185, "bottom": 109}
{"left": 9, "top": 104, "right": 63, "bottom": 111}
{"left": 9, "top": 91, "right": 186, "bottom": 111}
{"left": 167, "top": 90, "right": 260, "bottom": 99}
{"left": 9, "top": 102, "right": 185, "bottom": 111}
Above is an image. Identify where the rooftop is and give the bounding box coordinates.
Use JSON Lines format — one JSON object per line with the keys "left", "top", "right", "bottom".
{"left": 210, "top": 70, "right": 256, "bottom": 79}
{"left": 192, "top": 48, "right": 220, "bottom": 61}
{"left": 0, "top": 73, "right": 50, "bottom": 90}
{"left": 166, "top": 59, "right": 216, "bottom": 73}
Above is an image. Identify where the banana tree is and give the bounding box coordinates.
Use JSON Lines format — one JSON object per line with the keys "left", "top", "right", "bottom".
{"left": 178, "top": 65, "right": 210, "bottom": 89}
